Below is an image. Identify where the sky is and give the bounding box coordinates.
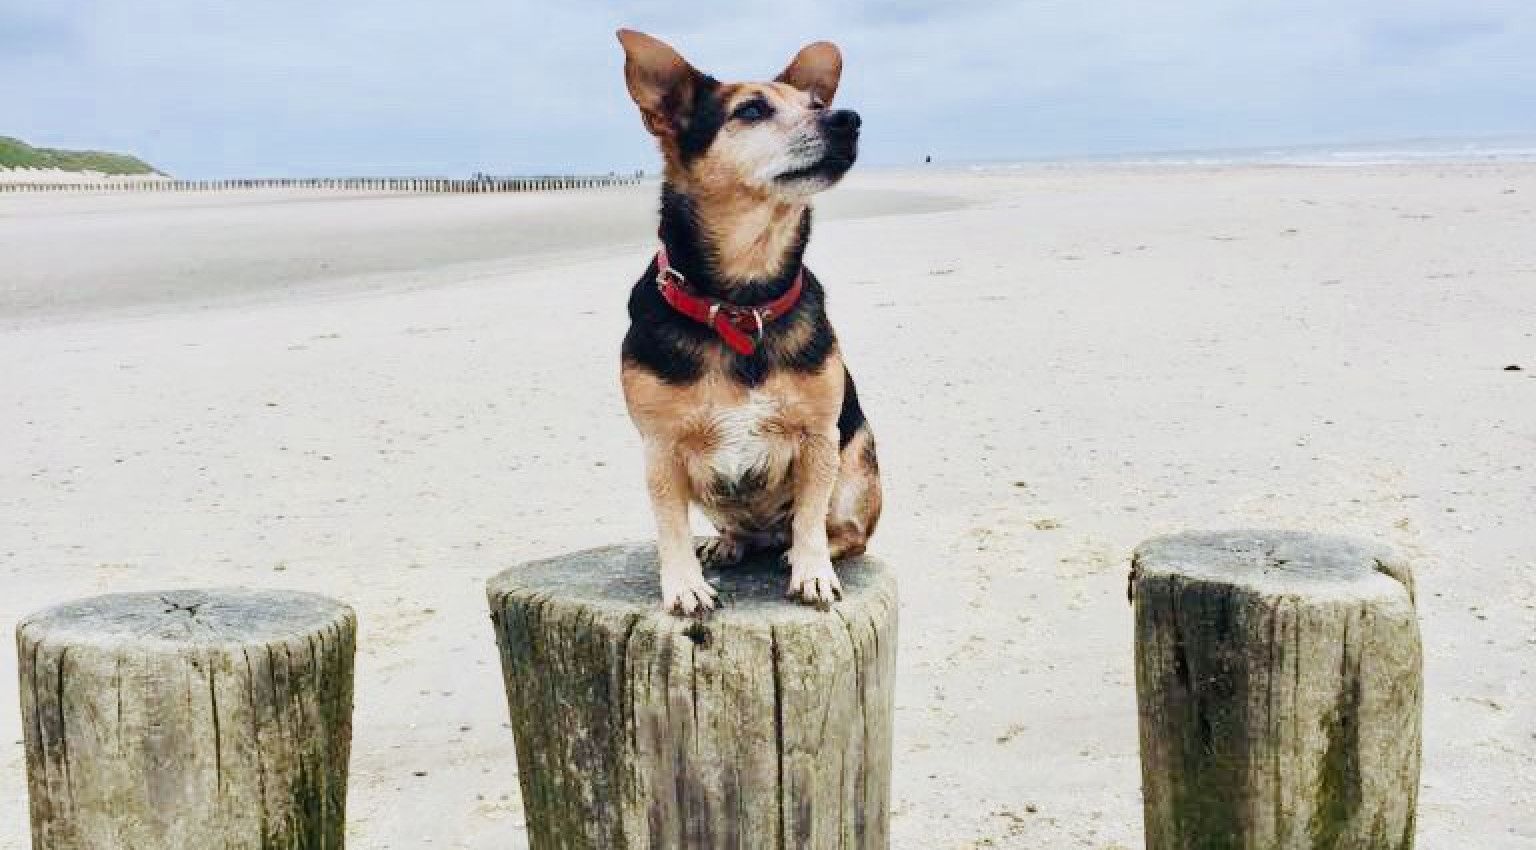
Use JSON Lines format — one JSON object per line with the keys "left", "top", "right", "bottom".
{"left": 3, "top": 0, "right": 1534, "bottom": 178}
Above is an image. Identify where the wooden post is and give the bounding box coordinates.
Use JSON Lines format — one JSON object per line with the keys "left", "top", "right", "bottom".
{"left": 1130, "top": 530, "right": 1421, "bottom": 850}
{"left": 487, "top": 543, "right": 898, "bottom": 850}
{"left": 17, "top": 588, "right": 356, "bottom": 850}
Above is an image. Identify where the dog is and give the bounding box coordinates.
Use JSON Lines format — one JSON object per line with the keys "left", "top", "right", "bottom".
{"left": 615, "top": 29, "right": 882, "bottom": 615}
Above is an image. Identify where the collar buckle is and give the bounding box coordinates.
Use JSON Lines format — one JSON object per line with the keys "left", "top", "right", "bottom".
{"left": 656, "top": 264, "right": 687, "bottom": 290}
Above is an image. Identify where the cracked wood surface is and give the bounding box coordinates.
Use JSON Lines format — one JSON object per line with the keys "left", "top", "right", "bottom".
{"left": 17, "top": 588, "right": 356, "bottom": 849}
{"left": 486, "top": 543, "right": 898, "bottom": 850}
{"left": 1131, "top": 530, "right": 1422, "bottom": 850}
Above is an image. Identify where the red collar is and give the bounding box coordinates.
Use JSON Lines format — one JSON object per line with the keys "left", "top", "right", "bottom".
{"left": 654, "top": 245, "right": 804, "bottom": 356}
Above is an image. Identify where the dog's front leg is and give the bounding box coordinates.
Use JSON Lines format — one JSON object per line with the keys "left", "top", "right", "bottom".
{"left": 786, "top": 426, "right": 842, "bottom": 606}
{"left": 645, "top": 442, "right": 718, "bottom": 615}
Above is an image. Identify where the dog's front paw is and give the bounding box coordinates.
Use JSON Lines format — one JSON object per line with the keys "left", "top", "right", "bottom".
{"left": 785, "top": 551, "right": 842, "bottom": 609}
{"left": 661, "top": 570, "right": 719, "bottom": 617}
{"left": 696, "top": 535, "right": 748, "bottom": 569}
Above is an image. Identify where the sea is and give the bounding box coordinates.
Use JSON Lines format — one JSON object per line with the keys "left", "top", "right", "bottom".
{"left": 962, "top": 134, "right": 1536, "bottom": 169}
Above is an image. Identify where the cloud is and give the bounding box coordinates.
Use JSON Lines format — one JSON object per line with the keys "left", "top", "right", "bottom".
{"left": 3, "top": 0, "right": 1533, "bottom": 176}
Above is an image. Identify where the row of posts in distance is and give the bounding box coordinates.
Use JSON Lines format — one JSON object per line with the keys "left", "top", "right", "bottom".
{"left": 0, "top": 173, "right": 646, "bottom": 193}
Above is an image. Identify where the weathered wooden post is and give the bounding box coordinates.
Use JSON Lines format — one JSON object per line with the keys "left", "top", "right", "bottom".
{"left": 487, "top": 543, "right": 898, "bottom": 850}
{"left": 1130, "top": 530, "right": 1422, "bottom": 850}
{"left": 17, "top": 588, "right": 356, "bottom": 850}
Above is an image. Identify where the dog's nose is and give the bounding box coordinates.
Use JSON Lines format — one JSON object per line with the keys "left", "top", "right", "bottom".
{"left": 825, "top": 109, "right": 861, "bottom": 134}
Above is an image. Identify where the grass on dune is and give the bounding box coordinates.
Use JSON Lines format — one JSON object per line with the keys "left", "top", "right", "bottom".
{"left": 0, "top": 135, "right": 162, "bottom": 176}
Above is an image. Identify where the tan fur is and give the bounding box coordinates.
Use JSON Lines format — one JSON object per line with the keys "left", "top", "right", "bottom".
{"left": 694, "top": 189, "right": 807, "bottom": 283}
{"left": 623, "top": 350, "right": 845, "bottom": 487}
{"left": 666, "top": 83, "right": 825, "bottom": 286}
{"left": 617, "top": 29, "right": 699, "bottom": 140}
{"left": 641, "top": 440, "right": 716, "bottom": 613}
{"left": 622, "top": 347, "right": 858, "bottom": 607}
{"left": 828, "top": 426, "right": 882, "bottom": 559}
{"left": 776, "top": 42, "right": 843, "bottom": 102}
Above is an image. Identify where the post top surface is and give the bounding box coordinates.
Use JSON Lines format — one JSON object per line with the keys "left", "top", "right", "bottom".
{"left": 1133, "top": 529, "right": 1412, "bottom": 599}
{"left": 486, "top": 543, "right": 895, "bottom": 623}
{"left": 18, "top": 588, "right": 353, "bottom": 648}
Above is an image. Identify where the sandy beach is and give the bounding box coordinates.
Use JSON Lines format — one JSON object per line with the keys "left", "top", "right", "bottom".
{"left": 0, "top": 167, "right": 169, "bottom": 185}
{"left": 1, "top": 165, "right": 1533, "bottom": 848}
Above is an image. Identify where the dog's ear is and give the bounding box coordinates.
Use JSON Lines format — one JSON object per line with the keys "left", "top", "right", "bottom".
{"left": 776, "top": 41, "right": 842, "bottom": 104}
{"left": 617, "top": 29, "right": 701, "bottom": 138}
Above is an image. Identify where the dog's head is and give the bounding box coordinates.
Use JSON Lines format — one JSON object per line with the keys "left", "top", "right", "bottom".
{"left": 617, "top": 29, "right": 859, "bottom": 199}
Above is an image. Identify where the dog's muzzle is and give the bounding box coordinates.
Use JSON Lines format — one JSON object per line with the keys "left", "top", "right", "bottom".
{"left": 823, "top": 109, "right": 861, "bottom": 138}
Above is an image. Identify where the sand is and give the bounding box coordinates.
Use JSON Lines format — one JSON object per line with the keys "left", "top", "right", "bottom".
{"left": 1, "top": 165, "right": 1532, "bottom": 848}
{"left": 0, "top": 167, "right": 169, "bottom": 185}
{"left": 0, "top": 184, "right": 958, "bottom": 322}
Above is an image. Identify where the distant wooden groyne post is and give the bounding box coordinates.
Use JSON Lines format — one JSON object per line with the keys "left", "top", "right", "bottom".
{"left": 17, "top": 589, "right": 356, "bottom": 850}
{"left": 1130, "top": 530, "right": 1422, "bottom": 850}
{"left": 487, "top": 544, "right": 898, "bottom": 849}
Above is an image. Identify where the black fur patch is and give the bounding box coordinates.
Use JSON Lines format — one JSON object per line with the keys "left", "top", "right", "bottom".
{"left": 675, "top": 76, "right": 725, "bottom": 163}
{"left": 836, "top": 368, "right": 867, "bottom": 449}
{"left": 624, "top": 185, "right": 839, "bottom": 389}
{"left": 710, "top": 466, "right": 770, "bottom": 503}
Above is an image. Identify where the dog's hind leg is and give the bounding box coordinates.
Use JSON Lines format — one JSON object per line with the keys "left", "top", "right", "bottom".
{"left": 827, "top": 425, "right": 882, "bottom": 561}
{"left": 696, "top": 534, "right": 749, "bottom": 569}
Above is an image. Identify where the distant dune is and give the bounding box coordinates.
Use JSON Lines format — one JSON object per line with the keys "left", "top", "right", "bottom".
{"left": 0, "top": 135, "right": 164, "bottom": 182}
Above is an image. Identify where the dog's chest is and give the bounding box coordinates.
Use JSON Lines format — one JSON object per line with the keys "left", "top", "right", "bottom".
{"left": 704, "top": 391, "right": 786, "bottom": 482}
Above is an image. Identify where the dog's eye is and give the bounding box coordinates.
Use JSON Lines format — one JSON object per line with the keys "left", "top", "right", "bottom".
{"left": 733, "top": 100, "right": 772, "bottom": 123}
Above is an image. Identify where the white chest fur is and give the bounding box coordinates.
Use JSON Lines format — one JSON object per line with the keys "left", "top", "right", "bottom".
{"left": 707, "top": 391, "right": 783, "bottom": 483}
